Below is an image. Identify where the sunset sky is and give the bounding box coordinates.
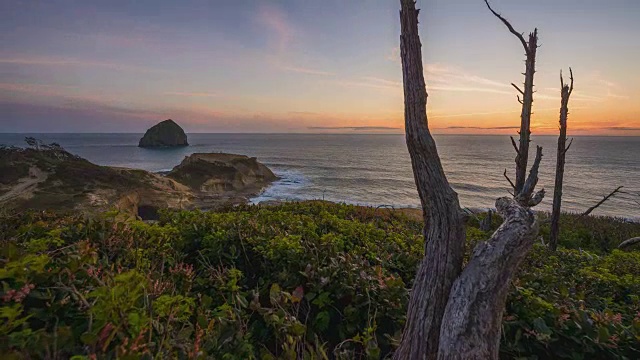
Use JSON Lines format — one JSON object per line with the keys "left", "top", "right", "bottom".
{"left": 1, "top": 0, "right": 639, "bottom": 134}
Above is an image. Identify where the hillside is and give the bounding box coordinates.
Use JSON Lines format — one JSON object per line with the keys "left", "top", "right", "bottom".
{"left": 0, "top": 142, "right": 276, "bottom": 217}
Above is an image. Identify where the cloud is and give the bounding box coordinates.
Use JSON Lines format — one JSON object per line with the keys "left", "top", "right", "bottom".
{"left": 280, "top": 65, "right": 333, "bottom": 76}
{"left": 361, "top": 76, "right": 402, "bottom": 87}
{"left": 386, "top": 47, "right": 401, "bottom": 64}
{"left": 258, "top": 3, "right": 294, "bottom": 54}
{"left": 604, "top": 126, "right": 640, "bottom": 131}
{"left": 428, "top": 85, "right": 513, "bottom": 95}
{"left": 352, "top": 64, "right": 521, "bottom": 96}
{"left": 164, "top": 91, "right": 220, "bottom": 98}
{"left": 0, "top": 82, "right": 122, "bottom": 104}
{"left": 441, "top": 126, "right": 518, "bottom": 130}
{"left": 308, "top": 126, "right": 400, "bottom": 131}
{"left": 0, "top": 57, "right": 158, "bottom": 73}
{"left": 257, "top": 5, "right": 332, "bottom": 78}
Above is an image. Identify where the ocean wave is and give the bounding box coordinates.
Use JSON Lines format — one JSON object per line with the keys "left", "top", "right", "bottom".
{"left": 250, "top": 169, "right": 308, "bottom": 204}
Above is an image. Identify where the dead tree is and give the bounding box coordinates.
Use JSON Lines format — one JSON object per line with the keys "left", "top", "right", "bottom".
{"left": 581, "top": 186, "right": 624, "bottom": 217}
{"left": 394, "top": 1, "right": 466, "bottom": 358}
{"left": 394, "top": 1, "right": 544, "bottom": 359}
{"left": 550, "top": 69, "right": 574, "bottom": 251}
{"left": 484, "top": 0, "right": 539, "bottom": 202}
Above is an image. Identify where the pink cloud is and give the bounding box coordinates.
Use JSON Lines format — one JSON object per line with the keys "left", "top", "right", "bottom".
{"left": 257, "top": 3, "right": 294, "bottom": 54}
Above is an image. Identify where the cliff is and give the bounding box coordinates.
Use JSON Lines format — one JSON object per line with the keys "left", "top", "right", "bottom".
{"left": 0, "top": 143, "right": 276, "bottom": 218}
{"left": 167, "top": 153, "right": 277, "bottom": 195}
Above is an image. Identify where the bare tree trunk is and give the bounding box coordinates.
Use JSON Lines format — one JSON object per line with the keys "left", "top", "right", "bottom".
{"left": 438, "top": 198, "right": 539, "bottom": 359}
{"left": 438, "top": 150, "right": 543, "bottom": 359}
{"left": 394, "top": 1, "right": 466, "bottom": 359}
{"left": 484, "top": 0, "right": 538, "bottom": 201}
{"left": 395, "top": 2, "right": 545, "bottom": 359}
{"left": 550, "top": 69, "right": 574, "bottom": 251}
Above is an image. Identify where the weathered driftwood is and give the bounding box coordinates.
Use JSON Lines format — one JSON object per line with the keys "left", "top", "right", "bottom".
{"left": 394, "top": 1, "right": 466, "bottom": 359}
{"left": 395, "top": 1, "right": 544, "bottom": 359}
{"left": 619, "top": 237, "right": 640, "bottom": 250}
{"left": 438, "top": 197, "right": 539, "bottom": 359}
{"left": 485, "top": 0, "right": 539, "bottom": 199}
{"left": 550, "top": 69, "right": 575, "bottom": 250}
{"left": 581, "top": 186, "right": 624, "bottom": 217}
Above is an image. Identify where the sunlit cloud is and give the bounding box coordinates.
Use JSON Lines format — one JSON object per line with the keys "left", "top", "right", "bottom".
{"left": 442, "top": 126, "right": 518, "bottom": 130}
{"left": 604, "top": 126, "right": 640, "bottom": 131}
{"left": 308, "top": 126, "right": 400, "bottom": 131}
{"left": 353, "top": 64, "right": 524, "bottom": 96}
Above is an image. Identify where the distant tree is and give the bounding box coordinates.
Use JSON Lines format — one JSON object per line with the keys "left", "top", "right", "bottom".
{"left": 394, "top": 1, "right": 545, "bottom": 359}
{"left": 550, "top": 69, "right": 574, "bottom": 251}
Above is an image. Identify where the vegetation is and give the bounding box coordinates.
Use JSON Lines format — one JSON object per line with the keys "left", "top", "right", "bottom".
{"left": 1, "top": 201, "right": 639, "bottom": 359}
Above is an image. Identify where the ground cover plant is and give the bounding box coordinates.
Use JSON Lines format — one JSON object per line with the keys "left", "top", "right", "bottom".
{"left": 1, "top": 202, "right": 639, "bottom": 359}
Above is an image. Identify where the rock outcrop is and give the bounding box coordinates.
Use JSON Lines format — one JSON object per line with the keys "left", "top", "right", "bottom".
{"left": 167, "top": 153, "right": 277, "bottom": 195}
{"left": 139, "top": 119, "right": 188, "bottom": 148}
{"left": 0, "top": 143, "right": 277, "bottom": 218}
{"left": 0, "top": 144, "right": 194, "bottom": 217}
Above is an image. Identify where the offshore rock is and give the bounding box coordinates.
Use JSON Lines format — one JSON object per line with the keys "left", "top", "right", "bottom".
{"left": 138, "top": 119, "right": 188, "bottom": 148}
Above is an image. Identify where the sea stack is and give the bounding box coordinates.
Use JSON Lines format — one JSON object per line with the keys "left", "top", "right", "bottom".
{"left": 139, "top": 119, "right": 189, "bottom": 148}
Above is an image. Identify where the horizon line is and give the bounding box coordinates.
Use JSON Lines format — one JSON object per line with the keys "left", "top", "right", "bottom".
{"left": 1, "top": 132, "right": 639, "bottom": 137}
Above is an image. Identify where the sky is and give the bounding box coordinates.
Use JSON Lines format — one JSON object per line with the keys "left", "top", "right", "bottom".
{"left": 1, "top": 0, "right": 639, "bottom": 134}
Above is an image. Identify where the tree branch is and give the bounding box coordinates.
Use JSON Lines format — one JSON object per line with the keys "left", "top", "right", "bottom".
{"left": 581, "top": 186, "right": 624, "bottom": 217}
{"left": 564, "top": 138, "right": 574, "bottom": 153}
{"left": 511, "top": 83, "right": 525, "bottom": 95}
{"left": 516, "top": 145, "right": 543, "bottom": 206}
{"left": 568, "top": 67, "right": 574, "bottom": 96}
{"left": 510, "top": 136, "right": 520, "bottom": 155}
{"left": 618, "top": 237, "right": 640, "bottom": 250}
{"left": 484, "top": 0, "right": 530, "bottom": 54}
{"left": 503, "top": 169, "right": 516, "bottom": 191}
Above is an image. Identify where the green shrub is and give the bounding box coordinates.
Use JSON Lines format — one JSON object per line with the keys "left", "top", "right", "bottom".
{"left": 0, "top": 202, "right": 639, "bottom": 359}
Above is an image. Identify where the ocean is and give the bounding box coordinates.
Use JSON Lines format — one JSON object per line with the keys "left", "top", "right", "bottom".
{"left": 1, "top": 133, "right": 638, "bottom": 219}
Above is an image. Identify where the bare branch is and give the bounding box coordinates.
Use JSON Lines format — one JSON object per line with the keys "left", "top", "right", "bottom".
{"left": 503, "top": 169, "right": 516, "bottom": 194}
{"left": 517, "top": 95, "right": 523, "bottom": 104}
{"left": 511, "top": 83, "right": 525, "bottom": 95}
{"left": 564, "top": 138, "right": 574, "bottom": 153}
{"left": 618, "top": 237, "right": 640, "bottom": 250}
{"left": 484, "top": 0, "right": 530, "bottom": 54}
{"left": 581, "top": 186, "right": 624, "bottom": 217}
{"left": 516, "top": 145, "right": 543, "bottom": 206}
{"left": 510, "top": 136, "right": 520, "bottom": 155}
{"left": 568, "top": 67, "right": 574, "bottom": 96}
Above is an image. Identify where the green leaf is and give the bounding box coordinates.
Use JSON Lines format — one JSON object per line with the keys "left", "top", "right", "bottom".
{"left": 270, "top": 283, "right": 281, "bottom": 306}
